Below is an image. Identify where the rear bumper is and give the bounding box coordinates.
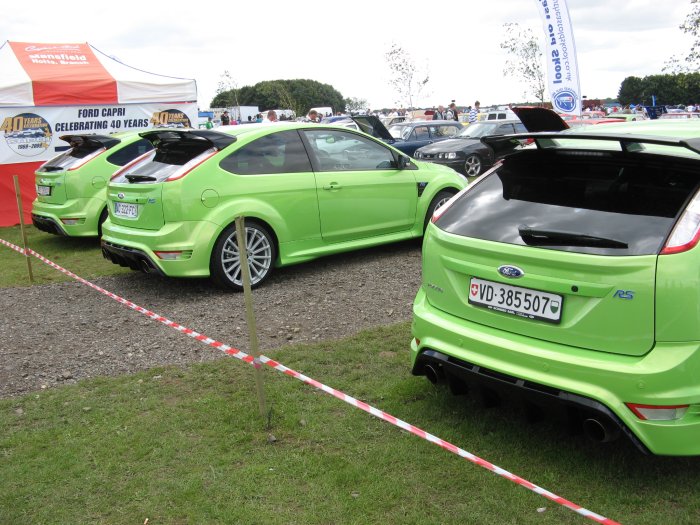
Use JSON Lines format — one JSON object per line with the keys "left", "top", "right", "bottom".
{"left": 100, "top": 219, "right": 220, "bottom": 278}
{"left": 411, "top": 287, "right": 700, "bottom": 456}
{"left": 32, "top": 213, "right": 67, "bottom": 236}
{"left": 31, "top": 197, "right": 105, "bottom": 237}
{"left": 101, "top": 240, "right": 164, "bottom": 275}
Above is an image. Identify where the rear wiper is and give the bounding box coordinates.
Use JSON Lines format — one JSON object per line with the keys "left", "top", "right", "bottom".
{"left": 518, "top": 226, "right": 628, "bottom": 249}
{"left": 125, "top": 174, "right": 157, "bottom": 183}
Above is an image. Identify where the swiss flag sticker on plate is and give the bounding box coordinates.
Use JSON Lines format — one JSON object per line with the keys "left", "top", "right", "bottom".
{"left": 470, "top": 283, "right": 479, "bottom": 296}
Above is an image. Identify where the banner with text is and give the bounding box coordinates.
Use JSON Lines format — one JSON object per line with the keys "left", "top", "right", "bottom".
{"left": 533, "top": 0, "right": 582, "bottom": 116}
{"left": 0, "top": 102, "right": 197, "bottom": 164}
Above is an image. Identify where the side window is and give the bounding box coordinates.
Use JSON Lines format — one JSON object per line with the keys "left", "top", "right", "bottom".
{"left": 496, "top": 124, "right": 515, "bottom": 134}
{"left": 106, "top": 139, "right": 154, "bottom": 166}
{"left": 220, "top": 130, "right": 311, "bottom": 175}
{"left": 412, "top": 126, "right": 430, "bottom": 141}
{"left": 433, "top": 125, "right": 459, "bottom": 138}
{"left": 302, "top": 129, "right": 396, "bottom": 171}
{"left": 514, "top": 123, "right": 528, "bottom": 133}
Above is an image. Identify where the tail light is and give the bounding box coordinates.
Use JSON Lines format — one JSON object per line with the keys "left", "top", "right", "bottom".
{"left": 67, "top": 147, "right": 107, "bottom": 171}
{"left": 110, "top": 150, "right": 157, "bottom": 180}
{"left": 626, "top": 403, "right": 689, "bottom": 421}
{"left": 165, "top": 148, "right": 217, "bottom": 181}
{"left": 661, "top": 188, "right": 700, "bottom": 255}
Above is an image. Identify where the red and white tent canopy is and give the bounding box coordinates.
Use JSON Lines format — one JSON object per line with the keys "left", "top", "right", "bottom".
{"left": 0, "top": 41, "right": 196, "bottom": 106}
{"left": 0, "top": 41, "right": 198, "bottom": 226}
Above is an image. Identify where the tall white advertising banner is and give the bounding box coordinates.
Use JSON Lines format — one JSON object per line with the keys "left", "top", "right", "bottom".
{"left": 533, "top": 0, "right": 582, "bottom": 116}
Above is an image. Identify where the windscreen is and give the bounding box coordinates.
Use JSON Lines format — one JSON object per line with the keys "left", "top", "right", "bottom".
{"left": 37, "top": 136, "right": 112, "bottom": 171}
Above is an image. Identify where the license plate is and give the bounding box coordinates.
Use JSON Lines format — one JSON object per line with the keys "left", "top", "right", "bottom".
{"left": 36, "top": 185, "right": 51, "bottom": 196}
{"left": 114, "top": 201, "right": 138, "bottom": 218}
{"left": 468, "top": 277, "right": 563, "bottom": 323}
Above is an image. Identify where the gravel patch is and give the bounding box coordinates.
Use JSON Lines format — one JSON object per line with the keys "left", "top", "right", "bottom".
{"left": 0, "top": 241, "right": 422, "bottom": 398}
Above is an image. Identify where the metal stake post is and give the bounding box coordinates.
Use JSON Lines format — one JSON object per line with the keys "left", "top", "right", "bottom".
{"left": 235, "top": 216, "right": 268, "bottom": 422}
{"left": 13, "top": 175, "right": 34, "bottom": 283}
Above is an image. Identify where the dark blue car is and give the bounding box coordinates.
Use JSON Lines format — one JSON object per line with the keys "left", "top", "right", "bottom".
{"left": 348, "top": 116, "right": 463, "bottom": 156}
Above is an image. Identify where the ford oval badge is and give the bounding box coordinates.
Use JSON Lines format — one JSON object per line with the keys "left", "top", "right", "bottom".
{"left": 117, "top": 192, "right": 125, "bottom": 199}
{"left": 498, "top": 265, "right": 524, "bottom": 278}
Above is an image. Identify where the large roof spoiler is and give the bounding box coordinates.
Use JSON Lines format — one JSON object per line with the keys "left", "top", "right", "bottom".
{"left": 483, "top": 132, "right": 700, "bottom": 155}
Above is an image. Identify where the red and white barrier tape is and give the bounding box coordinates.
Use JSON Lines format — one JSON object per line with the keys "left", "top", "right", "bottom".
{"left": 1, "top": 238, "right": 621, "bottom": 525}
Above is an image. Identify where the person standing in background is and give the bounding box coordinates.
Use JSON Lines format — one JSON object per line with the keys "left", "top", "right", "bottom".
{"left": 468, "top": 101, "right": 480, "bottom": 123}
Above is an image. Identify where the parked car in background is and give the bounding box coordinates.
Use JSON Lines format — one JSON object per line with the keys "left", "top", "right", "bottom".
{"left": 413, "top": 119, "right": 528, "bottom": 177}
{"left": 349, "top": 116, "right": 462, "bottom": 156}
{"left": 32, "top": 132, "right": 154, "bottom": 237}
{"left": 658, "top": 112, "right": 700, "bottom": 120}
{"left": 101, "top": 123, "right": 466, "bottom": 290}
{"left": 411, "top": 119, "right": 700, "bottom": 456}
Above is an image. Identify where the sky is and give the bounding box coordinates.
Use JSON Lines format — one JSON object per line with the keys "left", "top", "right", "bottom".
{"left": 1, "top": 0, "right": 694, "bottom": 110}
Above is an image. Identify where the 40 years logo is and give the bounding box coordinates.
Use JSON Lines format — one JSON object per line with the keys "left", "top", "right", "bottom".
{"left": 1, "top": 113, "right": 52, "bottom": 157}
{"left": 150, "top": 109, "right": 191, "bottom": 129}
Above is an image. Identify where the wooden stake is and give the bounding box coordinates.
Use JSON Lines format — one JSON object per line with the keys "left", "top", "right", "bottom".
{"left": 235, "top": 216, "right": 268, "bottom": 423}
{"left": 13, "top": 175, "right": 34, "bottom": 283}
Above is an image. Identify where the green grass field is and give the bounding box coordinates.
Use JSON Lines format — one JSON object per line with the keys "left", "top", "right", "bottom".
{"left": 1, "top": 226, "right": 700, "bottom": 524}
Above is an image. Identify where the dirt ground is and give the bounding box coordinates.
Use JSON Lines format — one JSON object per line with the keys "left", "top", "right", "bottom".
{"left": 0, "top": 241, "right": 422, "bottom": 398}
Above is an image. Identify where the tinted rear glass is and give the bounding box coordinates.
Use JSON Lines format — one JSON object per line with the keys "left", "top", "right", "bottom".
{"left": 436, "top": 150, "right": 700, "bottom": 256}
{"left": 106, "top": 139, "right": 153, "bottom": 166}
{"left": 38, "top": 138, "right": 111, "bottom": 171}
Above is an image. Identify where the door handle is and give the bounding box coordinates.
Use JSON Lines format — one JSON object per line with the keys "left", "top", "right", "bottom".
{"left": 323, "top": 183, "right": 342, "bottom": 190}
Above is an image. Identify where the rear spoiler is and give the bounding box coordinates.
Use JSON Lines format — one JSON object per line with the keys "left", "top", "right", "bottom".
{"left": 483, "top": 132, "right": 700, "bottom": 155}
{"left": 139, "top": 129, "right": 237, "bottom": 150}
{"left": 58, "top": 134, "right": 121, "bottom": 150}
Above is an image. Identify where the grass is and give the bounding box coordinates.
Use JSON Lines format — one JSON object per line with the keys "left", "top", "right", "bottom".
{"left": 2, "top": 226, "right": 700, "bottom": 524}
{"left": 0, "top": 225, "right": 129, "bottom": 287}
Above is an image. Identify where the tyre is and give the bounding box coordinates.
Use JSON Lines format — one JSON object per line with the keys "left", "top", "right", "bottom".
{"left": 210, "top": 221, "right": 276, "bottom": 291}
{"left": 464, "top": 154, "right": 483, "bottom": 177}
{"left": 424, "top": 189, "right": 456, "bottom": 231}
{"left": 97, "top": 207, "right": 108, "bottom": 238}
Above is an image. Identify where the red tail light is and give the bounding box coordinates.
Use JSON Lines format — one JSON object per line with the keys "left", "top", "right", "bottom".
{"left": 626, "top": 403, "right": 689, "bottom": 421}
{"left": 67, "top": 147, "right": 107, "bottom": 171}
{"left": 165, "top": 149, "right": 217, "bottom": 181}
{"left": 110, "top": 150, "right": 156, "bottom": 180}
{"left": 661, "top": 188, "right": 700, "bottom": 255}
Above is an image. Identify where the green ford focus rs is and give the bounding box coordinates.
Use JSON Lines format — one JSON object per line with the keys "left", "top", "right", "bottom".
{"left": 32, "top": 132, "right": 154, "bottom": 237}
{"left": 411, "top": 119, "right": 700, "bottom": 456}
{"left": 101, "top": 122, "right": 466, "bottom": 289}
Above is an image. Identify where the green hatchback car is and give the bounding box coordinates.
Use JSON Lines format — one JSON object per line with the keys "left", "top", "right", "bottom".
{"left": 32, "top": 132, "right": 154, "bottom": 237}
{"left": 411, "top": 119, "right": 700, "bottom": 455}
{"left": 101, "top": 123, "right": 466, "bottom": 289}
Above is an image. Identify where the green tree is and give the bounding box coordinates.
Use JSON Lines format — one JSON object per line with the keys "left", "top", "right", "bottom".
{"left": 211, "top": 79, "right": 345, "bottom": 117}
{"left": 385, "top": 43, "right": 430, "bottom": 109}
{"left": 500, "top": 23, "right": 546, "bottom": 104}
{"left": 618, "top": 76, "right": 645, "bottom": 105}
{"left": 214, "top": 70, "right": 240, "bottom": 108}
{"left": 617, "top": 73, "right": 700, "bottom": 106}
{"left": 665, "top": 0, "right": 700, "bottom": 73}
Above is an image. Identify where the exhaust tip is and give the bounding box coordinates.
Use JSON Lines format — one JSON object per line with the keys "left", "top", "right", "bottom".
{"left": 424, "top": 363, "right": 444, "bottom": 385}
{"left": 582, "top": 417, "right": 620, "bottom": 443}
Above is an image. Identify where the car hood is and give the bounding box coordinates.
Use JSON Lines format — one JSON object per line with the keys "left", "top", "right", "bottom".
{"left": 418, "top": 138, "right": 480, "bottom": 153}
{"left": 351, "top": 115, "right": 396, "bottom": 141}
{"left": 512, "top": 106, "right": 569, "bottom": 132}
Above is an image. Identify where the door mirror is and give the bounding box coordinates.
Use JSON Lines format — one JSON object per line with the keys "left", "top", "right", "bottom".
{"left": 397, "top": 155, "right": 410, "bottom": 169}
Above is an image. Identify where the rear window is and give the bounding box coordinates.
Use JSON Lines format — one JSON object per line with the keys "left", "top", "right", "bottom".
{"left": 435, "top": 150, "right": 700, "bottom": 256}
{"left": 106, "top": 139, "right": 154, "bottom": 166}
{"left": 38, "top": 137, "right": 113, "bottom": 172}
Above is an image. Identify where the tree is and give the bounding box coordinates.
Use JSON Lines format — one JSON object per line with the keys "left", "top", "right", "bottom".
{"left": 384, "top": 44, "right": 430, "bottom": 109}
{"left": 664, "top": 0, "right": 700, "bottom": 73}
{"left": 344, "top": 97, "right": 368, "bottom": 113}
{"left": 500, "top": 23, "right": 546, "bottom": 104}
{"left": 211, "top": 79, "right": 345, "bottom": 117}
{"left": 618, "top": 73, "right": 700, "bottom": 106}
{"left": 214, "top": 70, "right": 240, "bottom": 108}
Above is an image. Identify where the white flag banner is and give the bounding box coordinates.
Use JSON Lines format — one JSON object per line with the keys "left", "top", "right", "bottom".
{"left": 533, "top": 0, "right": 582, "bottom": 116}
